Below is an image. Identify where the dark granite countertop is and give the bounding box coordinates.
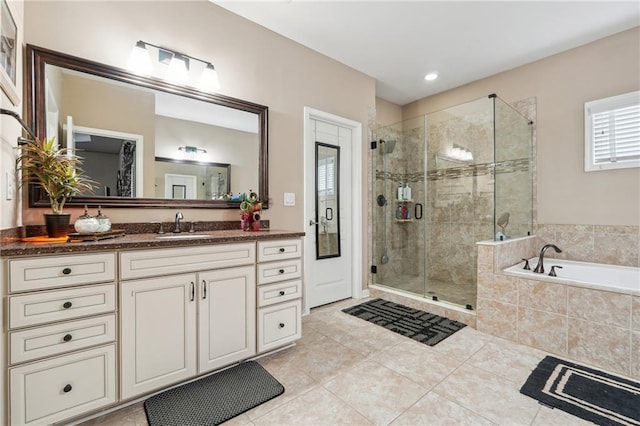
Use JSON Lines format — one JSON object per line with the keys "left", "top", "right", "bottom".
{"left": 0, "top": 229, "right": 305, "bottom": 257}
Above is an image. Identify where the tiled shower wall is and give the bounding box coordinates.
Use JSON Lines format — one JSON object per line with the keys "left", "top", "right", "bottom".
{"left": 370, "top": 96, "right": 535, "bottom": 307}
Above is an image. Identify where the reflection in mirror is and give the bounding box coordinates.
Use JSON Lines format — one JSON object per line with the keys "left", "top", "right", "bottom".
{"left": 68, "top": 123, "right": 144, "bottom": 198}
{"left": 27, "top": 44, "right": 268, "bottom": 209}
{"left": 315, "top": 142, "right": 341, "bottom": 259}
{"left": 154, "top": 156, "right": 230, "bottom": 200}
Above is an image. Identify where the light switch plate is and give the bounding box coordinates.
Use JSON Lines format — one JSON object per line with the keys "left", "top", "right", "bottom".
{"left": 6, "top": 171, "right": 13, "bottom": 200}
{"left": 284, "top": 192, "right": 295, "bottom": 206}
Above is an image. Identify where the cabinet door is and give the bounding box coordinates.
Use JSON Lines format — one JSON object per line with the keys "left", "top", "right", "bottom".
{"left": 120, "top": 274, "right": 197, "bottom": 400}
{"left": 198, "top": 266, "right": 256, "bottom": 373}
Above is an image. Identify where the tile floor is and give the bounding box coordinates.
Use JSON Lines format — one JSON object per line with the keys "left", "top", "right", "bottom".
{"left": 79, "top": 298, "right": 594, "bottom": 426}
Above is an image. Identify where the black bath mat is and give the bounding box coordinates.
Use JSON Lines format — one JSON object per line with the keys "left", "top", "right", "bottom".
{"left": 144, "top": 361, "right": 284, "bottom": 426}
{"left": 520, "top": 356, "right": 640, "bottom": 426}
{"left": 342, "top": 298, "right": 466, "bottom": 346}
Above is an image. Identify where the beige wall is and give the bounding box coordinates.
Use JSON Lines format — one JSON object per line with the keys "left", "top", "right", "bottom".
{"left": 374, "top": 97, "right": 403, "bottom": 127}
{"left": 22, "top": 1, "right": 375, "bottom": 233}
{"left": 403, "top": 27, "right": 640, "bottom": 227}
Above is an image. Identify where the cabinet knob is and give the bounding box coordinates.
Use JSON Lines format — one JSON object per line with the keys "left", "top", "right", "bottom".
{"left": 279, "top": 290, "right": 285, "bottom": 296}
{"left": 279, "top": 247, "right": 285, "bottom": 253}
{"left": 63, "top": 384, "right": 73, "bottom": 393}
{"left": 279, "top": 323, "right": 285, "bottom": 328}
{"left": 278, "top": 269, "right": 285, "bottom": 274}
{"left": 63, "top": 334, "right": 73, "bottom": 342}
{"left": 62, "top": 267, "right": 72, "bottom": 275}
{"left": 63, "top": 301, "right": 72, "bottom": 309}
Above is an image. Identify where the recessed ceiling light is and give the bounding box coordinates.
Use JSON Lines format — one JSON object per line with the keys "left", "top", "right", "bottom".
{"left": 424, "top": 72, "right": 439, "bottom": 81}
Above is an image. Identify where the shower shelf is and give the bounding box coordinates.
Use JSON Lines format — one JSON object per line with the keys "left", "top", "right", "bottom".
{"left": 396, "top": 199, "right": 414, "bottom": 203}
{"left": 394, "top": 219, "right": 414, "bottom": 223}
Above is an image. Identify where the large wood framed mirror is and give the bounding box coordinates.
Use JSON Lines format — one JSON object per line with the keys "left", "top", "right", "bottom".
{"left": 26, "top": 44, "right": 268, "bottom": 209}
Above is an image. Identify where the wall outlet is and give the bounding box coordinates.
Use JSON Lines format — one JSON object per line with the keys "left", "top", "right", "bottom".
{"left": 284, "top": 192, "right": 295, "bottom": 206}
{"left": 6, "top": 171, "right": 13, "bottom": 200}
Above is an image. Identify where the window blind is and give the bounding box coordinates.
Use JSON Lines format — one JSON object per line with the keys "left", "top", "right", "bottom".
{"left": 592, "top": 104, "right": 640, "bottom": 164}
{"left": 585, "top": 90, "right": 640, "bottom": 171}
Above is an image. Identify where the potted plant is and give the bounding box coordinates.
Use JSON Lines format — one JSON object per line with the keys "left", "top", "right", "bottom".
{"left": 16, "top": 137, "right": 94, "bottom": 237}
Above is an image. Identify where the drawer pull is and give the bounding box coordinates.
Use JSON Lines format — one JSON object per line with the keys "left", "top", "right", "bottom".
{"left": 202, "top": 280, "right": 207, "bottom": 300}
{"left": 63, "top": 334, "right": 73, "bottom": 342}
{"left": 62, "top": 267, "right": 72, "bottom": 275}
{"left": 279, "top": 290, "right": 285, "bottom": 296}
{"left": 190, "top": 282, "right": 195, "bottom": 302}
{"left": 63, "top": 384, "right": 73, "bottom": 393}
{"left": 278, "top": 269, "right": 285, "bottom": 274}
{"left": 279, "top": 247, "right": 285, "bottom": 253}
{"left": 63, "top": 301, "right": 73, "bottom": 309}
{"left": 279, "top": 323, "right": 285, "bottom": 328}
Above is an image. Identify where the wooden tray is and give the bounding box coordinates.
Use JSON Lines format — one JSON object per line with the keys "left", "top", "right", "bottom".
{"left": 66, "top": 229, "right": 126, "bottom": 242}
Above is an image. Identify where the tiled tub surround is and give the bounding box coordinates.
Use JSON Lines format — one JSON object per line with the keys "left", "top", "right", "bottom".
{"left": 536, "top": 223, "right": 640, "bottom": 268}
{"left": 477, "top": 236, "right": 640, "bottom": 380}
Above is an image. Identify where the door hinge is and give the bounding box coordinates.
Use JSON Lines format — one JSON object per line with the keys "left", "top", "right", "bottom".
{"left": 370, "top": 140, "right": 377, "bottom": 150}
{"left": 370, "top": 265, "right": 377, "bottom": 273}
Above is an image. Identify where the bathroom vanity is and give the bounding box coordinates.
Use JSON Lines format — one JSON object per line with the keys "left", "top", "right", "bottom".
{"left": 0, "top": 230, "right": 303, "bottom": 425}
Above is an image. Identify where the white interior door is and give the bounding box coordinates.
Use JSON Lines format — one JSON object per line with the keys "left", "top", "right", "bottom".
{"left": 304, "top": 112, "right": 357, "bottom": 309}
{"left": 165, "top": 174, "right": 197, "bottom": 199}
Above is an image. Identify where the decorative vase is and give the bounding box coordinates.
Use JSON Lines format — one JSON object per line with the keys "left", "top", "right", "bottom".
{"left": 44, "top": 213, "right": 71, "bottom": 238}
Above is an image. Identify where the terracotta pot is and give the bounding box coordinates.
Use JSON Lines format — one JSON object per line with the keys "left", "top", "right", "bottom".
{"left": 44, "top": 213, "right": 71, "bottom": 238}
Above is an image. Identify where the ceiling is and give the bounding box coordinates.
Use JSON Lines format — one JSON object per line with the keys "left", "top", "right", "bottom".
{"left": 213, "top": 1, "right": 640, "bottom": 106}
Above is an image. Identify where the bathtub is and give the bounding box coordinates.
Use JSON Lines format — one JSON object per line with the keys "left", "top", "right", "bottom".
{"left": 503, "top": 258, "right": 640, "bottom": 296}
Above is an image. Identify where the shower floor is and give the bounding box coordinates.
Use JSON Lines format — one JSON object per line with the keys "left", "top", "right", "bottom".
{"left": 375, "top": 275, "right": 476, "bottom": 308}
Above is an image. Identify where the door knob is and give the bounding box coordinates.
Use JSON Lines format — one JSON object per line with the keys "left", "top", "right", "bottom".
{"left": 309, "top": 219, "right": 318, "bottom": 226}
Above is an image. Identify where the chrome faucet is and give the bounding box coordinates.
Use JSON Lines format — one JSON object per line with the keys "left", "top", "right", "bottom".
{"left": 174, "top": 212, "right": 184, "bottom": 233}
{"left": 533, "top": 244, "right": 562, "bottom": 274}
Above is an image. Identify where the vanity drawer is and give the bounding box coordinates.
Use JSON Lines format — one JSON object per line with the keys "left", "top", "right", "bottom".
{"left": 257, "top": 280, "right": 302, "bottom": 307}
{"left": 9, "top": 253, "right": 116, "bottom": 293}
{"left": 9, "top": 345, "right": 116, "bottom": 426}
{"left": 10, "top": 314, "right": 116, "bottom": 365}
{"left": 257, "top": 239, "right": 302, "bottom": 262}
{"left": 9, "top": 284, "right": 116, "bottom": 329}
{"left": 257, "top": 300, "right": 302, "bottom": 353}
{"left": 120, "top": 243, "right": 255, "bottom": 279}
{"left": 257, "top": 259, "right": 302, "bottom": 285}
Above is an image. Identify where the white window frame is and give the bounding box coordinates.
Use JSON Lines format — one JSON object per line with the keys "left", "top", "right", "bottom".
{"left": 584, "top": 90, "right": 640, "bottom": 172}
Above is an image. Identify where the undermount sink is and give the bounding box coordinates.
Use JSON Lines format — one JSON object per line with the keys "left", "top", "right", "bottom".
{"left": 155, "top": 234, "right": 211, "bottom": 240}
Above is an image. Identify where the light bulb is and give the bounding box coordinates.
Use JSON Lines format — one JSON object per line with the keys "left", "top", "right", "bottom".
{"left": 166, "top": 54, "right": 189, "bottom": 84}
{"left": 128, "top": 41, "right": 152, "bottom": 75}
{"left": 199, "top": 63, "right": 220, "bottom": 92}
{"left": 424, "top": 72, "right": 439, "bottom": 81}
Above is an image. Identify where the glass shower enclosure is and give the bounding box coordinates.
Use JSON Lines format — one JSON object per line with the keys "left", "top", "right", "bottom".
{"left": 371, "top": 95, "right": 533, "bottom": 309}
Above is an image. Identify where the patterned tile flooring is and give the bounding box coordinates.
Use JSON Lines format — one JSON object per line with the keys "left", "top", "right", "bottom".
{"left": 79, "top": 298, "right": 593, "bottom": 426}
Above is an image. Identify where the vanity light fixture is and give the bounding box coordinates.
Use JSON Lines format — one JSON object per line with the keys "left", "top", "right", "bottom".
{"left": 424, "top": 72, "right": 439, "bottom": 81}
{"left": 128, "top": 40, "right": 220, "bottom": 92}
{"left": 178, "top": 146, "right": 207, "bottom": 154}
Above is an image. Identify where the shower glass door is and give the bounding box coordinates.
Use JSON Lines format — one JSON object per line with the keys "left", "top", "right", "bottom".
{"left": 371, "top": 116, "right": 427, "bottom": 297}
{"left": 371, "top": 95, "right": 533, "bottom": 310}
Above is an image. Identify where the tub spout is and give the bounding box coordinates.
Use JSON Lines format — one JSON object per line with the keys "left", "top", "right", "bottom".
{"left": 533, "top": 244, "right": 562, "bottom": 274}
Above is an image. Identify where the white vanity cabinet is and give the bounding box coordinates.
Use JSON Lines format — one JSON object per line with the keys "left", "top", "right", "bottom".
{"left": 119, "top": 243, "right": 256, "bottom": 400}
{"left": 5, "top": 253, "right": 117, "bottom": 426}
{"left": 256, "top": 239, "right": 303, "bottom": 353}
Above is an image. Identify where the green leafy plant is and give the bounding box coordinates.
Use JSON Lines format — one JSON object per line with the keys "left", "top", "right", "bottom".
{"left": 16, "top": 137, "right": 95, "bottom": 214}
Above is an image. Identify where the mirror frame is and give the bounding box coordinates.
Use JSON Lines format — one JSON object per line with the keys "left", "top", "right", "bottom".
{"left": 26, "top": 44, "right": 269, "bottom": 209}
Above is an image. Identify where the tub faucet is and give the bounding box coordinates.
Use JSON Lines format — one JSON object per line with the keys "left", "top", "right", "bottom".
{"left": 174, "top": 212, "right": 184, "bottom": 233}
{"left": 533, "top": 244, "right": 562, "bottom": 274}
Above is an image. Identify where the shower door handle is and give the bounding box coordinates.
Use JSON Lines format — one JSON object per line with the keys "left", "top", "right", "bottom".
{"left": 415, "top": 203, "right": 423, "bottom": 220}
{"left": 309, "top": 219, "right": 318, "bottom": 226}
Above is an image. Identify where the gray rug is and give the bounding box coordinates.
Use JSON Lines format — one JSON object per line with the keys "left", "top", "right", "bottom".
{"left": 520, "top": 356, "right": 640, "bottom": 426}
{"left": 144, "top": 361, "right": 284, "bottom": 426}
{"left": 342, "top": 298, "right": 466, "bottom": 346}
